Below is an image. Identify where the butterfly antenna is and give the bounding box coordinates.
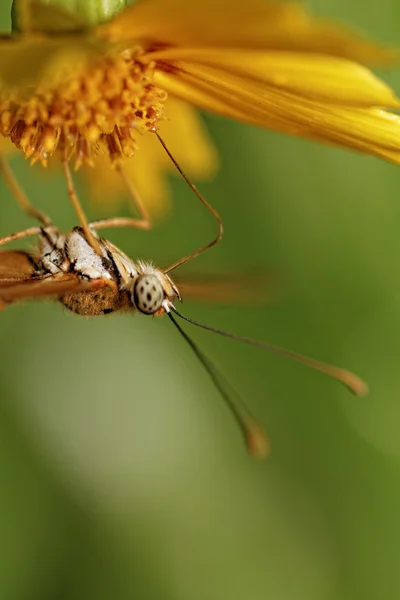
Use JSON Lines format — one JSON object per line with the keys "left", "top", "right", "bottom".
{"left": 171, "top": 309, "right": 368, "bottom": 397}
{"left": 155, "top": 131, "right": 223, "bottom": 274}
{"left": 168, "top": 311, "right": 270, "bottom": 458}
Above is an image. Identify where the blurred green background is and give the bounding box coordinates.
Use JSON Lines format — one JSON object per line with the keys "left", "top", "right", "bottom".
{"left": 1, "top": 1, "right": 400, "bottom": 599}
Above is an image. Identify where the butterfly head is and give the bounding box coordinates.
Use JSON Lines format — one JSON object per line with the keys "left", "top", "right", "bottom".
{"left": 132, "top": 263, "right": 180, "bottom": 316}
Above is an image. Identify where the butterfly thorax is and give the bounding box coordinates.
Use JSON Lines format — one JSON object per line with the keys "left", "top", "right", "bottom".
{"left": 37, "top": 226, "right": 179, "bottom": 316}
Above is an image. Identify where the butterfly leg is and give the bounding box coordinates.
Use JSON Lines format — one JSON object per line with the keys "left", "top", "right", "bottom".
{"left": 0, "top": 226, "right": 43, "bottom": 248}
{"left": 61, "top": 157, "right": 103, "bottom": 254}
{"left": 0, "top": 152, "right": 51, "bottom": 226}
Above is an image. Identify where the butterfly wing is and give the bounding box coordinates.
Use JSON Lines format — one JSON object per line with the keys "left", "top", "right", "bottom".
{"left": 174, "top": 269, "right": 280, "bottom": 306}
{"left": 0, "top": 250, "right": 37, "bottom": 282}
{"left": 0, "top": 250, "right": 107, "bottom": 307}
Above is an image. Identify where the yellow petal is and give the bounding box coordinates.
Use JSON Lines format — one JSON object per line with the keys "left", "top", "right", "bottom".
{"left": 83, "top": 147, "right": 172, "bottom": 220}
{"left": 158, "top": 97, "right": 219, "bottom": 180}
{"left": 155, "top": 68, "right": 400, "bottom": 164}
{"left": 83, "top": 98, "right": 218, "bottom": 218}
{"left": 0, "top": 34, "right": 106, "bottom": 91}
{"left": 12, "top": 0, "right": 86, "bottom": 33}
{"left": 148, "top": 48, "right": 400, "bottom": 107}
{"left": 0, "top": 136, "right": 16, "bottom": 154}
{"left": 156, "top": 71, "right": 259, "bottom": 125}
{"left": 99, "top": 0, "right": 397, "bottom": 64}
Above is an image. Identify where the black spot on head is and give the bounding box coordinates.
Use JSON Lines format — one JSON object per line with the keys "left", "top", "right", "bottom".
{"left": 140, "top": 286, "right": 144, "bottom": 293}
{"left": 143, "top": 303, "right": 147, "bottom": 309}
{"left": 147, "top": 292, "right": 152, "bottom": 301}
{"left": 152, "top": 285, "right": 157, "bottom": 292}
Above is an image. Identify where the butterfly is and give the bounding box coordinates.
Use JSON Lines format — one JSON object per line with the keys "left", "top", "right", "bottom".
{"left": 0, "top": 219, "right": 368, "bottom": 458}
{"left": 0, "top": 135, "right": 368, "bottom": 457}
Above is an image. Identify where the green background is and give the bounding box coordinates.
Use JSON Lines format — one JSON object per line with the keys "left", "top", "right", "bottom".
{"left": 1, "top": 1, "right": 400, "bottom": 599}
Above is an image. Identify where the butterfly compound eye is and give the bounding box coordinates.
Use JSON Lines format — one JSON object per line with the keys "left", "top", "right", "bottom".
{"left": 133, "top": 275, "right": 164, "bottom": 314}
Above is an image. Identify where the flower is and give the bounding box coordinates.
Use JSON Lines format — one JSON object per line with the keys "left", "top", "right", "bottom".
{"left": 1, "top": 0, "right": 400, "bottom": 216}
{"left": 1, "top": 0, "right": 220, "bottom": 216}
{"left": 99, "top": 0, "right": 400, "bottom": 165}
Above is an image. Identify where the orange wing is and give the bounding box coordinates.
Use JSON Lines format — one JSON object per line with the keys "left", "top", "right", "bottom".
{"left": 0, "top": 250, "right": 106, "bottom": 308}
{"left": 173, "top": 269, "right": 281, "bottom": 306}
{"left": 0, "top": 250, "right": 37, "bottom": 282}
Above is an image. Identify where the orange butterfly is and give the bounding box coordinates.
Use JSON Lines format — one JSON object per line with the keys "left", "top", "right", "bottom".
{"left": 0, "top": 140, "right": 367, "bottom": 458}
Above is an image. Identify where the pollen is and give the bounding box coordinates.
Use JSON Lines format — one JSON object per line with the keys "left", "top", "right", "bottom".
{"left": 0, "top": 48, "right": 167, "bottom": 168}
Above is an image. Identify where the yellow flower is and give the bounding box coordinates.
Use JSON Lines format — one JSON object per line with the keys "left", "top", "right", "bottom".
{"left": 1, "top": 0, "right": 400, "bottom": 217}
{"left": 99, "top": 0, "right": 400, "bottom": 164}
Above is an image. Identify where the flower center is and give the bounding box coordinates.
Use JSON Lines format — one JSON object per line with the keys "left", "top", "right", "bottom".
{"left": 0, "top": 47, "right": 167, "bottom": 168}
